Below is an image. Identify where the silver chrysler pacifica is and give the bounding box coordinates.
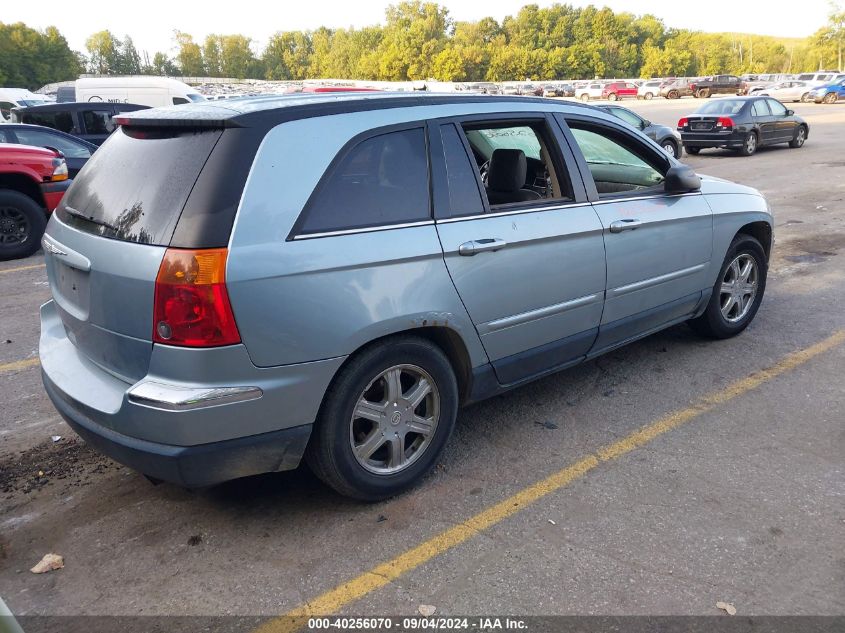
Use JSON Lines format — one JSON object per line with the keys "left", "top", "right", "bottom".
{"left": 39, "top": 93, "right": 773, "bottom": 500}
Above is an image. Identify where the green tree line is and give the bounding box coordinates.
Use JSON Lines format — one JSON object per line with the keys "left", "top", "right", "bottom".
{"left": 3, "top": 2, "right": 844, "bottom": 90}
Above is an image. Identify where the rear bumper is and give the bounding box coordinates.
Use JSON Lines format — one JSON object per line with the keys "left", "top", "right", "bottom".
{"left": 39, "top": 299, "right": 346, "bottom": 486}
{"left": 680, "top": 132, "right": 744, "bottom": 148}
{"left": 44, "top": 372, "right": 311, "bottom": 487}
{"left": 40, "top": 179, "right": 71, "bottom": 212}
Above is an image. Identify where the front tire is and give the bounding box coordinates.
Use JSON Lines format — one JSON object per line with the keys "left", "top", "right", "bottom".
{"left": 644, "top": 92, "right": 653, "bottom": 100}
{"left": 800, "top": 92, "right": 810, "bottom": 102}
{"left": 580, "top": 93, "right": 590, "bottom": 102}
{"left": 306, "top": 336, "right": 458, "bottom": 501}
{"left": 789, "top": 125, "right": 807, "bottom": 148}
{"left": 823, "top": 92, "right": 838, "bottom": 104}
{"left": 668, "top": 90, "right": 679, "bottom": 99}
{"left": 661, "top": 138, "right": 680, "bottom": 158}
{"left": 689, "top": 234, "right": 767, "bottom": 339}
{"left": 608, "top": 92, "right": 618, "bottom": 101}
{"left": 697, "top": 88, "right": 711, "bottom": 98}
{"left": 0, "top": 190, "right": 47, "bottom": 261}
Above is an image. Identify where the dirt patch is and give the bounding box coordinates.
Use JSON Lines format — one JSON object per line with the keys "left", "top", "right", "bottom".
{"left": 0, "top": 438, "right": 114, "bottom": 498}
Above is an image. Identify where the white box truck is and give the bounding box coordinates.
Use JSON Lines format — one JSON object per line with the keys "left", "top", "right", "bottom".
{"left": 74, "top": 77, "right": 206, "bottom": 107}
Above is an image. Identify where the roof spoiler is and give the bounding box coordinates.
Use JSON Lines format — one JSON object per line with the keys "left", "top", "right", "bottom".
{"left": 115, "top": 106, "right": 244, "bottom": 129}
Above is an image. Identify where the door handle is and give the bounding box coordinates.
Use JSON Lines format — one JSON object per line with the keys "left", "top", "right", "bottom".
{"left": 458, "top": 238, "right": 507, "bottom": 256}
{"left": 608, "top": 219, "right": 642, "bottom": 233}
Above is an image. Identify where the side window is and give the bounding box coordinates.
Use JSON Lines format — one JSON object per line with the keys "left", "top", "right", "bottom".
{"left": 173, "top": 97, "right": 189, "bottom": 105}
{"left": 82, "top": 110, "right": 116, "bottom": 135}
{"left": 608, "top": 107, "right": 643, "bottom": 129}
{"left": 568, "top": 123, "right": 665, "bottom": 196}
{"left": 439, "top": 124, "right": 484, "bottom": 218}
{"left": 297, "top": 127, "right": 430, "bottom": 235}
{"left": 0, "top": 102, "right": 13, "bottom": 120}
{"left": 751, "top": 100, "right": 770, "bottom": 117}
{"left": 460, "top": 121, "right": 572, "bottom": 208}
{"left": 14, "top": 129, "right": 91, "bottom": 158}
{"left": 0, "top": 128, "right": 12, "bottom": 142}
{"left": 767, "top": 99, "right": 787, "bottom": 116}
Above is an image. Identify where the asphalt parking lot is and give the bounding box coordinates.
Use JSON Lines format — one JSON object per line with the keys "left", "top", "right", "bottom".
{"left": 1, "top": 97, "right": 844, "bottom": 628}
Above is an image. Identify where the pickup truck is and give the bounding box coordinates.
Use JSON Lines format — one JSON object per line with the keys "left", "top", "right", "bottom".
{"left": 0, "top": 143, "right": 71, "bottom": 260}
{"left": 689, "top": 75, "right": 743, "bottom": 98}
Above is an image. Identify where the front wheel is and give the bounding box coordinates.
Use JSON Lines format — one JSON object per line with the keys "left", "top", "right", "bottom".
{"left": 789, "top": 125, "right": 807, "bottom": 148}
{"left": 697, "top": 89, "right": 711, "bottom": 98}
{"left": 644, "top": 92, "right": 653, "bottom": 100}
{"left": 800, "top": 92, "right": 810, "bottom": 102}
{"left": 668, "top": 90, "right": 679, "bottom": 99}
{"left": 738, "top": 131, "right": 757, "bottom": 156}
{"left": 823, "top": 92, "right": 838, "bottom": 104}
{"left": 661, "top": 138, "right": 680, "bottom": 158}
{"left": 306, "top": 336, "right": 458, "bottom": 501}
{"left": 0, "top": 190, "right": 47, "bottom": 261}
{"left": 580, "top": 93, "right": 590, "bottom": 102}
{"left": 689, "top": 234, "right": 767, "bottom": 339}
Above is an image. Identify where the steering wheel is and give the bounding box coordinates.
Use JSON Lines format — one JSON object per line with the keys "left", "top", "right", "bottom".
{"left": 479, "top": 160, "right": 490, "bottom": 187}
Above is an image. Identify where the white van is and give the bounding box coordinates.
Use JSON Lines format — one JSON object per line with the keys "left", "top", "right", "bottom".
{"left": 0, "top": 88, "right": 51, "bottom": 122}
{"left": 74, "top": 77, "right": 206, "bottom": 108}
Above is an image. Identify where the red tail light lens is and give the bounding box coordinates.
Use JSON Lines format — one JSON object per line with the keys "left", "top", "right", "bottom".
{"left": 677, "top": 117, "right": 689, "bottom": 128}
{"left": 716, "top": 117, "right": 734, "bottom": 129}
{"left": 153, "top": 248, "right": 241, "bottom": 347}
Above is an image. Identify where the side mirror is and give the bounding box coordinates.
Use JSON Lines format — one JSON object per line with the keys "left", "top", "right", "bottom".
{"left": 664, "top": 164, "right": 701, "bottom": 194}
{"left": 786, "top": 109, "right": 794, "bottom": 116}
{"left": 640, "top": 119, "right": 650, "bottom": 129}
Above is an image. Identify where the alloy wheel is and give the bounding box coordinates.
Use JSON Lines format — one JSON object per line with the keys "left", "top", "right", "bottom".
{"left": 662, "top": 141, "right": 677, "bottom": 158}
{"left": 719, "top": 254, "right": 759, "bottom": 323}
{"left": 0, "top": 206, "right": 30, "bottom": 246}
{"left": 349, "top": 364, "right": 440, "bottom": 475}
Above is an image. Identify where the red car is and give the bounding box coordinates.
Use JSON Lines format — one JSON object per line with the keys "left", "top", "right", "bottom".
{"left": 0, "top": 143, "right": 71, "bottom": 260}
{"left": 602, "top": 82, "right": 639, "bottom": 101}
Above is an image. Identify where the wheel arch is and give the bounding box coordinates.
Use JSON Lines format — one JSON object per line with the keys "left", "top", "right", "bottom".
{"left": 736, "top": 221, "right": 773, "bottom": 261}
{"left": 0, "top": 173, "right": 46, "bottom": 208}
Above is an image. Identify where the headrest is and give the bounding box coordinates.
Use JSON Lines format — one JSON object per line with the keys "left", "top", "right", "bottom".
{"left": 487, "top": 148, "right": 527, "bottom": 193}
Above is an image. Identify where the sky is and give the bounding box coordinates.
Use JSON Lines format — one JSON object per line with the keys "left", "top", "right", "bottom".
{"left": 6, "top": 0, "right": 834, "bottom": 57}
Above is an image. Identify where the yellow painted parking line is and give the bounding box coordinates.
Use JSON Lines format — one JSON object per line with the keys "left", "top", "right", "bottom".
{"left": 0, "top": 357, "right": 40, "bottom": 375}
{"left": 255, "top": 329, "right": 845, "bottom": 633}
{"left": 0, "top": 263, "right": 45, "bottom": 275}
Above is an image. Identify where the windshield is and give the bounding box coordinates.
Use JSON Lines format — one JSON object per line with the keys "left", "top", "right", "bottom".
{"left": 695, "top": 99, "right": 746, "bottom": 115}
{"left": 19, "top": 99, "right": 49, "bottom": 107}
{"left": 468, "top": 127, "right": 541, "bottom": 161}
{"left": 186, "top": 93, "right": 206, "bottom": 102}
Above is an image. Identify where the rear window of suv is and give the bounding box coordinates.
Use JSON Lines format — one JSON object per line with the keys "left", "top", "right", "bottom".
{"left": 57, "top": 127, "right": 222, "bottom": 245}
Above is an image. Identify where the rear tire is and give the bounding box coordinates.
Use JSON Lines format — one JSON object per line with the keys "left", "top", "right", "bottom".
{"left": 668, "top": 90, "right": 679, "bottom": 99}
{"left": 689, "top": 234, "right": 767, "bottom": 339}
{"left": 608, "top": 92, "right": 618, "bottom": 101}
{"left": 823, "top": 92, "right": 838, "bottom": 104}
{"left": 0, "top": 190, "right": 47, "bottom": 261}
{"left": 644, "top": 92, "right": 653, "bottom": 100}
{"left": 738, "top": 131, "right": 758, "bottom": 156}
{"left": 789, "top": 125, "right": 807, "bottom": 148}
{"left": 685, "top": 146, "right": 701, "bottom": 155}
{"left": 580, "top": 93, "right": 590, "bottom": 102}
{"left": 306, "top": 336, "right": 459, "bottom": 501}
{"left": 697, "top": 88, "right": 711, "bottom": 98}
{"left": 800, "top": 92, "right": 810, "bottom": 102}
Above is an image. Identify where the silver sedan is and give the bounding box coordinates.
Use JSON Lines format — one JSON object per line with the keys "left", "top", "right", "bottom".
{"left": 758, "top": 81, "right": 813, "bottom": 103}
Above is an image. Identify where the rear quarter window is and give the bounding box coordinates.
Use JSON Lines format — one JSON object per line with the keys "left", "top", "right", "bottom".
{"left": 294, "top": 127, "right": 430, "bottom": 236}
{"left": 57, "top": 127, "right": 222, "bottom": 245}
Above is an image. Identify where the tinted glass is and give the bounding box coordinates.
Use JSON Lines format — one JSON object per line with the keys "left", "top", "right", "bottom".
{"left": 18, "top": 110, "right": 75, "bottom": 133}
{"left": 751, "top": 100, "right": 770, "bottom": 117}
{"left": 570, "top": 125, "right": 664, "bottom": 195}
{"left": 299, "top": 128, "right": 429, "bottom": 235}
{"left": 608, "top": 107, "right": 643, "bottom": 128}
{"left": 695, "top": 99, "right": 746, "bottom": 115}
{"left": 439, "top": 124, "right": 484, "bottom": 217}
{"left": 57, "top": 127, "right": 222, "bottom": 245}
{"left": 173, "top": 97, "right": 190, "bottom": 105}
{"left": 0, "top": 128, "right": 12, "bottom": 142}
{"left": 767, "top": 99, "right": 787, "bottom": 116}
{"left": 82, "top": 110, "right": 116, "bottom": 135}
{"left": 13, "top": 129, "right": 91, "bottom": 158}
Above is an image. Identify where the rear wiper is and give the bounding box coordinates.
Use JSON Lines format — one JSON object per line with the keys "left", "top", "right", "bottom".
{"left": 63, "top": 206, "right": 119, "bottom": 233}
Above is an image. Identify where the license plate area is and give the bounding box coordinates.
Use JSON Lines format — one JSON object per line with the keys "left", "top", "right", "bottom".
{"left": 691, "top": 122, "right": 713, "bottom": 131}
{"left": 53, "top": 260, "right": 90, "bottom": 320}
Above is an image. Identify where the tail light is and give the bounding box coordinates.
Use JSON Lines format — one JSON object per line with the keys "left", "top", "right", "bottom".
{"left": 153, "top": 248, "right": 241, "bottom": 347}
{"left": 677, "top": 117, "right": 689, "bottom": 128}
{"left": 716, "top": 117, "right": 734, "bottom": 129}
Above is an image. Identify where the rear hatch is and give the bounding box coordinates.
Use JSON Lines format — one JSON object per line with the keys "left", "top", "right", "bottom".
{"left": 44, "top": 126, "right": 223, "bottom": 382}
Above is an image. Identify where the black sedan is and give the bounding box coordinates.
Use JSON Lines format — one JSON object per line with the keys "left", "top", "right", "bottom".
{"left": 0, "top": 124, "right": 97, "bottom": 177}
{"left": 678, "top": 96, "right": 808, "bottom": 156}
